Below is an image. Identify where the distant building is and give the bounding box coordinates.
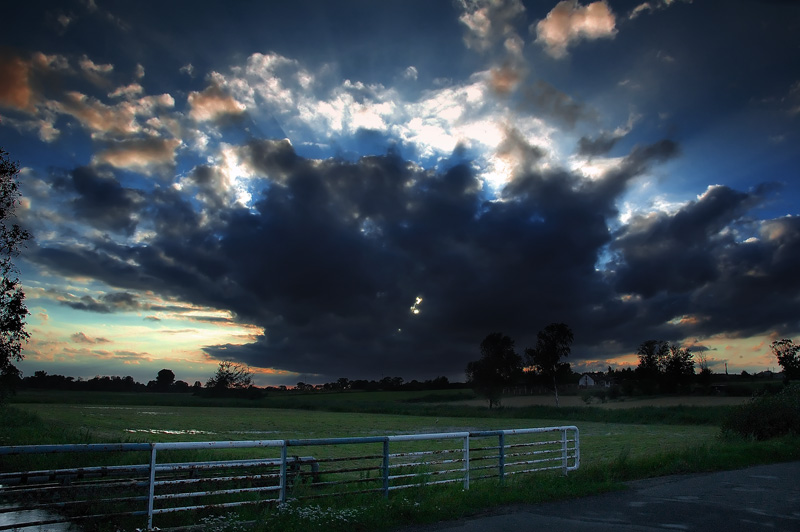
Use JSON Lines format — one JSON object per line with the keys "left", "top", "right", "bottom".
{"left": 579, "top": 372, "right": 612, "bottom": 388}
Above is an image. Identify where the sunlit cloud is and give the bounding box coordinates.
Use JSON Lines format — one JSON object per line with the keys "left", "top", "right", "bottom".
{"left": 533, "top": 1, "right": 617, "bottom": 58}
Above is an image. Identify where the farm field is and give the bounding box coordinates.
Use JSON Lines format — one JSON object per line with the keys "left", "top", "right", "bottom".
{"left": 9, "top": 400, "right": 718, "bottom": 468}
{"left": 4, "top": 389, "right": 800, "bottom": 532}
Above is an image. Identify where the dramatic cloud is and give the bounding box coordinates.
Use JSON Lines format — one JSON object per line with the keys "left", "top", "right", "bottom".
{"left": 7, "top": 1, "right": 800, "bottom": 384}
{"left": 0, "top": 53, "right": 34, "bottom": 111}
{"left": 534, "top": 1, "right": 617, "bottom": 58}
{"left": 62, "top": 166, "right": 145, "bottom": 235}
{"left": 41, "top": 137, "right": 796, "bottom": 382}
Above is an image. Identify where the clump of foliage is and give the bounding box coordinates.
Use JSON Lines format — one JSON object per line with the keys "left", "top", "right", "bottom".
{"left": 721, "top": 384, "right": 800, "bottom": 440}
{"left": 466, "top": 332, "right": 522, "bottom": 408}
{"left": 771, "top": 338, "right": 800, "bottom": 382}
{"left": 526, "top": 322, "right": 573, "bottom": 407}
{"left": 0, "top": 148, "right": 31, "bottom": 403}
{"left": 634, "top": 339, "right": 695, "bottom": 394}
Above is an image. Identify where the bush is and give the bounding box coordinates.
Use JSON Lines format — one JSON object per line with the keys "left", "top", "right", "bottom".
{"left": 721, "top": 384, "right": 800, "bottom": 440}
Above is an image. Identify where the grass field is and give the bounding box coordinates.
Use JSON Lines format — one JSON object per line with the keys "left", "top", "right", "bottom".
{"left": 2, "top": 389, "right": 799, "bottom": 532}
{"left": 8, "top": 401, "right": 720, "bottom": 467}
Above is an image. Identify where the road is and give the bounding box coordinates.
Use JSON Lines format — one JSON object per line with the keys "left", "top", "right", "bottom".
{"left": 397, "top": 461, "right": 800, "bottom": 531}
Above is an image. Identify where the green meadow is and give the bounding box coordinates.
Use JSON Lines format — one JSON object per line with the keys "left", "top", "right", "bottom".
{"left": 3, "top": 390, "right": 800, "bottom": 531}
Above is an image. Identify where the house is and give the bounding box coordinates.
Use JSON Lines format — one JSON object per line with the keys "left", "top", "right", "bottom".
{"left": 579, "top": 372, "right": 612, "bottom": 389}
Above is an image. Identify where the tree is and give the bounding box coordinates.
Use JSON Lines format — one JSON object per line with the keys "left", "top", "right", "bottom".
{"left": 661, "top": 344, "right": 695, "bottom": 392}
{"left": 155, "top": 368, "right": 175, "bottom": 391}
{"left": 771, "top": 339, "right": 800, "bottom": 382}
{"left": 526, "top": 323, "right": 573, "bottom": 407}
{"left": 206, "top": 360, "right": 253, "bottom": 391}
{"left": 0, "top": 148, "right": 31, "bottom": 403}
{"left": 635, "top": 339, "right": 669, "bottom": 394}
{"left": 696, "top": 352, "right": 712, "bottom": 389}
{"left": 635, "top": 340, "right": 695, "bottom": 393}
{"left": 466, "top": 332, "right": 522, "bottom": 409}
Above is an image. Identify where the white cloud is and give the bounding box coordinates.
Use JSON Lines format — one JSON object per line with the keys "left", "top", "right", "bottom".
{"left": 187, "top": 82, "right": 246, "bottom": 122}
{"left": 109, "top": 83, "right": 144, "bottom": 99}
{"left": 628, "top": 0, "right": 687, "bottom": 20}
{"left": 93, "top": 138, "right": 181, "bottom": 172}
{"left": 212, "top": 51, "right": 561, "bottom": 188}
{"left": 533, "top": 1, "right": 617, "bottom": 58}
{"left": 51, "top": 91, "right": 175, "bottom": 138}
{"left": 79, "top": 55, "right": 113, "bottom": 74}
{"left": 179, "top": 63, "right": 195, "bottom": 76}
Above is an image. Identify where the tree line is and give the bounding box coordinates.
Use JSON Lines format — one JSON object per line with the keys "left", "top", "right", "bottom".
{"left": 9, "top": 361, "right": 463, "bottom": 397}
{"left": 466, "top": 327, "right": 800, "bottom": 407}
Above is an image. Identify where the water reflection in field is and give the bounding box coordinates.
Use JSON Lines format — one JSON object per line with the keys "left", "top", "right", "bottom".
{"left": 124, "top": 428, "right": 216, "bottom": 435}
{"left": 0, "top": 504, "right": 79, "bottom": 531}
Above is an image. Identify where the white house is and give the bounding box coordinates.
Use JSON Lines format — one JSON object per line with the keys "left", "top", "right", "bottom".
{"left": 579, "top": 372, "right": 612, "bottom": 388}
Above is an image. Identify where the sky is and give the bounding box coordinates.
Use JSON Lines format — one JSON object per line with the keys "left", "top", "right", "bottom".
{"left": 1, "top": 0, "right": 799, "bottom": 387}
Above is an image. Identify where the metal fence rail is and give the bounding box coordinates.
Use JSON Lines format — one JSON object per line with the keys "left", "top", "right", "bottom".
{"left": 0, "top": 426, "right": 578, "bottom": 531}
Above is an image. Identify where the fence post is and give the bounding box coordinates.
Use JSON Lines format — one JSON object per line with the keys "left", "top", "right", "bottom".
{"left": 147, "top": 444, "right": 157, "bottom": 531}
{"left": 279, "top": 443, "right": 288, "bottom": 503}
{"left": 561, "top": 429, "right": 568, "bottom": 476}
{"left": 382, "top": 438, "right": 390, "bottom": 498}
{"left": 463, "top": 435, "right": 470, "bottom": 490}
{"left": 498, "top": 432, "right": 505, "bottom": 485}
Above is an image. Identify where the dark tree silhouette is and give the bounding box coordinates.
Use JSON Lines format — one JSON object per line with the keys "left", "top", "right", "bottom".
{"left": 466, "top": 332, "right": 522, "bottom": 409}
{"left": 206, "top": 360, "right": 253, "bottom": 391}
{"left": 635, "top": 340, "right": 694, "bottom": 393}
{"left": 0, "top": 148, "right": 31, "bottom": 403}
{"left": 635, "top": 339, "right": 669, "bottom": 394}
{"left": 771, "top": 339, "right": 800, "bottom": 382}
{"left": 156, "top": 368, "right": 175, "bottom": 391}
{"left": 526, "top": 323, "right": 573, "bottom": 407}
{"left": 661, "top": 344, "right": 695, "bottom": 392}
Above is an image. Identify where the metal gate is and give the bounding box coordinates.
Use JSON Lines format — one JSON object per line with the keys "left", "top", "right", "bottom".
{"left": 0, "top": 426, "right": 579, "bottom": 530}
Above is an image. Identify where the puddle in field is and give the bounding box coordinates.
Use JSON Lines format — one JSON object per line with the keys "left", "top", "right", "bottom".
{"left": 0, "top": 504, "right": 79, "bottom": 531}
{"left": 80, "top": 406, "right": 134, "bottom": 410}
{"left": 124, "top": 428, "right": 215, "bottom": 435}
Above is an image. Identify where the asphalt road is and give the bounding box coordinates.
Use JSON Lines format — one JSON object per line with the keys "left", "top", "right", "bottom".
{"left": 397, "top": 462, "right": 800, "bottom": 531}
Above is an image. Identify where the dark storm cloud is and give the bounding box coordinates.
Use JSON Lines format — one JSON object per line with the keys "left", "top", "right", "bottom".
{"left": 610, "top": 185, "right": 760, "bottom": 298}
{"left": 61, "top": 291, "right": 141, "bottom": 313}
{"left": 28, "top": 139, "right": 800, "bottom": 380}
{"left": 64, "top": 166, "right": 143, "bottom": 235}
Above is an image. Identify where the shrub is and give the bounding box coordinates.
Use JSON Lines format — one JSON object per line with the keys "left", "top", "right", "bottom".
{"left": 721, "top": 384, "right": 800, "bottom": 440}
